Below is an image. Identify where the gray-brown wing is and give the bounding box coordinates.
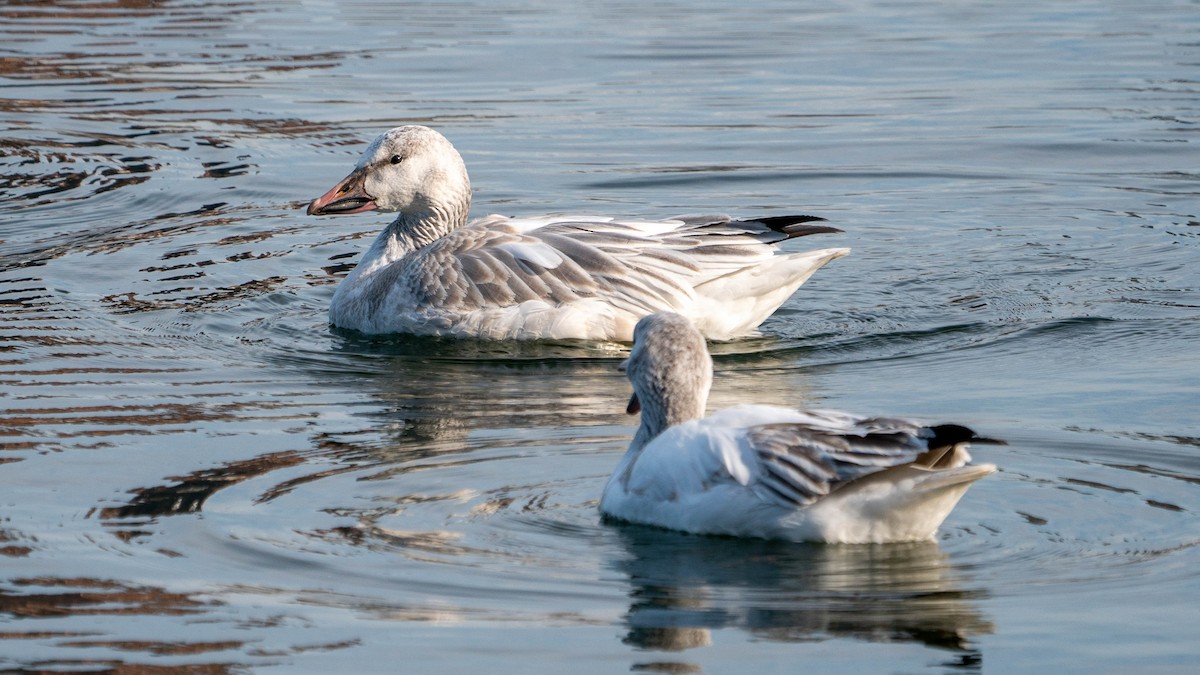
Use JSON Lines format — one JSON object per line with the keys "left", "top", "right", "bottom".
{"left": 746, "top": 420, "right": 930, "bottom": 508}
{"left": 746, "top": 415, "right": 998, "bottom": 508}
{"left": 534, "top": 214, "right": 841, "bottom": 288}
{"left": 399, "top": 222, "right": 591, "bottom": 311}
{"left": 401, "top": 213, "right": 840, "bottom": 316}
{"left": 528, "top": 214, "right": 824, "bottom": 305}
{"left": 402, "top": 216, "right": 699, "bottom": 316}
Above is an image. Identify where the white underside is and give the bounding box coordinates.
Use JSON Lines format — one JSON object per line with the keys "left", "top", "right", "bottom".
{"left": 602, "top": 463, "right": 996, "bottom": 544}
{"left": 599, "top": 405, "right": 997, "bottom": 544}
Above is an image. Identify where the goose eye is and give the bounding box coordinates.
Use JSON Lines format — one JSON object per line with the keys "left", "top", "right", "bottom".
{"left": 390, "top": 154, "right": 403, "bottom": 165}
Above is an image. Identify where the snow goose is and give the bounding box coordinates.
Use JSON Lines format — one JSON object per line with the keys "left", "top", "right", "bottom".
{"left": 600, "top": 312, "right": 1002, "bottom": 543}
{"left": 307, "top": 125, "right": 848, "bottom": 340}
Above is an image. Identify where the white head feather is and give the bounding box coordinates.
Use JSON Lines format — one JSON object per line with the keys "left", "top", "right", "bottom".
{"left": 356, "top": 125, "right": 471, "bottom": 216}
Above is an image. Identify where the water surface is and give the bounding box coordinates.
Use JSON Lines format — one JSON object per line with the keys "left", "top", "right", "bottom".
{"left": 2, "top": 0, "right": 1198, "bottom": 671}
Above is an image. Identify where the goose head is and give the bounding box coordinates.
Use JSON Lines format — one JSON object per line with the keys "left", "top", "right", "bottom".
{"left": 622, "top": 313, "right": 713, "bottom": 437}
{"left": 307, "top": 125, "right": 471, "bottom": 220}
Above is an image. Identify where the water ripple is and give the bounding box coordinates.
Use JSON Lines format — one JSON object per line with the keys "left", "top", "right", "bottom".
{"left": 3, "top": 0, "right": 1200, "bottom": 670}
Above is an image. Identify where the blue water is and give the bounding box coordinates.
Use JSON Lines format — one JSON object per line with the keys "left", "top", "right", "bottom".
{"left": 2, "top": 0, "right": 1198, "bottom": 671}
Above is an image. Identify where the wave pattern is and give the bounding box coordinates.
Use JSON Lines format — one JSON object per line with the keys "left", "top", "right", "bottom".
{"left": 1, "top": 0, "right": 1198, "bottom": 671}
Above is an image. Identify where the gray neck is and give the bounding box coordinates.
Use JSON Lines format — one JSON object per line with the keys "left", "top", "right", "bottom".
{"left": 629, "top": 419, "right": 662, "bottom": 455}
{"left": 387, "top": 194, "right": 471, "bottom": 253}
{"left": 629, "top": 390, "right": 706, "bottom": 453}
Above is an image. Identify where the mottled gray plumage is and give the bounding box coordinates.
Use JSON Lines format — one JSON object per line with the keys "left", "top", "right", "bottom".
{"left": 308, "top": 126, "right": 849, "bottom": 340}
{"left": 602, "top": 312, "right": 1003, "bottom": 542}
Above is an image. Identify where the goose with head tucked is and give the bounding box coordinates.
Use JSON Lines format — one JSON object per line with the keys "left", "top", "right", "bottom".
{"left": 600, "top": 312, "right": 1002, "bottom": 543}
{"left": 307, "top": 125, "right": 848, "bottom": 341}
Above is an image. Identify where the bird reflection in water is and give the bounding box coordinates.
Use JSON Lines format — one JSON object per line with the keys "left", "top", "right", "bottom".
{"left": 613, "top": 526, "right": 991, "bottom": 670}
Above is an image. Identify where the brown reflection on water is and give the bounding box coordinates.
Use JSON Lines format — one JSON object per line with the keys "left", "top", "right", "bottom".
{"left": 1, "top": 400, "right": 316, "bottom": 458}
{"left": 99, "top": 450, "right": 306, "bottom": 525}
{"left": 56, "top": 638, "right": 243, "bottom": 656}
{"left": 0, "top": 138, "right": 157, "bottom": 207}
{"left": 93, "top": 418, "right": 478, "bottom": 543}
{"left": 614, "top": 530, "right": 992, "bottom": 669}
{"left": 319, "top": 523, "right": 473, "bottom": 558}
{"left": 0, "top": 528, "right": 33, "bottom": 558}
{"left": 0, "top": 577, "right": 211, "bottom": 619}
{"left": 0, "top": 0, "right": 347, "bottom": 269}
{"left": 0, "top": 577, "right": 247, "bottom": 672}
{"left": 102, "top": 275, "right": 289, "bottom": 314}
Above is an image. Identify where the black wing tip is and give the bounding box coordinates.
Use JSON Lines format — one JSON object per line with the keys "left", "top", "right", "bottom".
{"left": 746, "top": 215, "right": 842, "bottom": 238}
{"left": 928, "top": 424, "right": 1008, "bottom": 446}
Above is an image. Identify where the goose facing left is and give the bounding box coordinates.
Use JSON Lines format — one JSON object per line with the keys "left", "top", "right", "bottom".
{"left": 600, "top": 312, "right": 1003, "bottom": 543}
{"left": 307, "top": 125, "right": 849, "bottom": 341}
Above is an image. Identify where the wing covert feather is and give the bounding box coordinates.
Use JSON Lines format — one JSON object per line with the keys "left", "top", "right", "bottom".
{"left": 402, "top": 213, "right": 837, "bottom": 318}
{"left": 746, "top": 421, "right": 928, "bottom": 508}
